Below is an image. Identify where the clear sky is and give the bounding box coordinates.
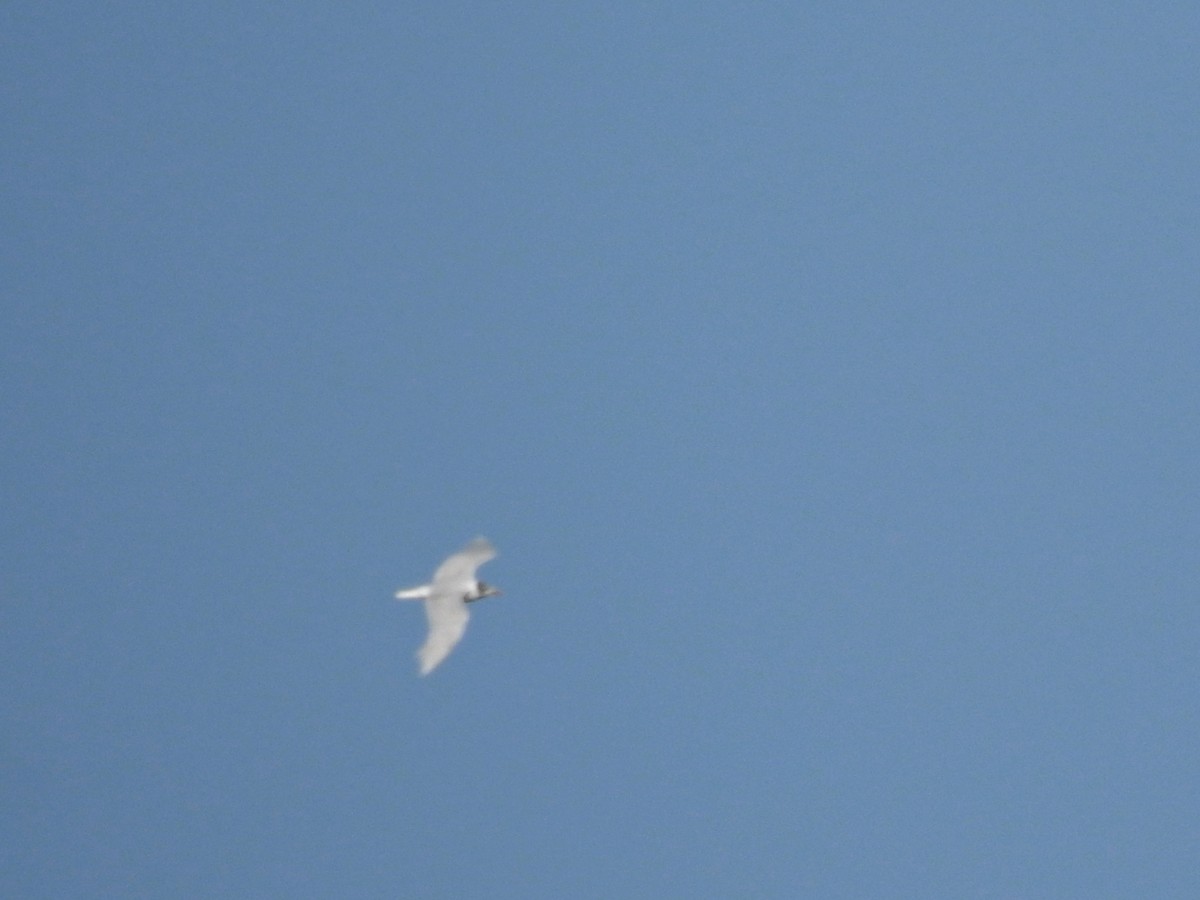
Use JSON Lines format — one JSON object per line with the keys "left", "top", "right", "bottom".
{"left": 3, "top": 4, "right": 1198, "bottom": 898}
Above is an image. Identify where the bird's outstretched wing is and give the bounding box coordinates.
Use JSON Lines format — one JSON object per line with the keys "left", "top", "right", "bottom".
{"left": 418, "top": 592, "right": 470, "bottom": 676}
{"left": 431, "top": 537, "right": 497, "bottom": 590}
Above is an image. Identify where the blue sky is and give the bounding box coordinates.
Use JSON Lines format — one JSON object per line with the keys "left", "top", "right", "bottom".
{"left": 3, "top": 4, "right": 1198, "bottom": 897}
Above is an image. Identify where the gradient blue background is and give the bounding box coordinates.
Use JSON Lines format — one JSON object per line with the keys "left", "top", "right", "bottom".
{"left": 4, "top": 5, "right": 1198, "bottom": 897}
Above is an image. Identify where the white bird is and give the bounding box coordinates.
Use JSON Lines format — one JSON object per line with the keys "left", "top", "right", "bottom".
{"left": 394, "top": 537, "right": 501, "bottom": 675}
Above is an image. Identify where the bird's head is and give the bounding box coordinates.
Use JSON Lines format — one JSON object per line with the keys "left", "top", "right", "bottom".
{"left": 466, "top": 580, "right": 502, "bottom": 603}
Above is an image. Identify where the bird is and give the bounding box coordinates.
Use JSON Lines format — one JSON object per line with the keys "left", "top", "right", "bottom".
{"left": 394, "top": 537, "right": 501, "bottom": 675}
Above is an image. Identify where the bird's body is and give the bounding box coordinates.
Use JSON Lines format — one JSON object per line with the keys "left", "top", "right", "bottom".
{"left": 394, "top": 537, "right": 500, "bottom": 675}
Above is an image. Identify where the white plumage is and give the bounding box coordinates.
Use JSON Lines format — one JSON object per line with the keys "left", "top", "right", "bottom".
{"left": 394, "top": 538, "right": 500, "bottom": 675}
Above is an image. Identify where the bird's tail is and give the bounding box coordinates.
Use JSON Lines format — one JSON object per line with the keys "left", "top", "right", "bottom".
{"left": 394, "top": 584, "right": 432, "bottom": 600}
